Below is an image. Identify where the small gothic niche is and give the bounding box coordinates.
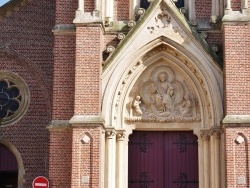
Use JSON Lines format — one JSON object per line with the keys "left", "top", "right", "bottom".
{"left": 125, "top": 64, "right": 201, "bottom": 123}
{"left": 80, "top": 134, "right": 91, "bottom": 144}
{"left": 235, "top": 135, "right": 245, "bottom": 144}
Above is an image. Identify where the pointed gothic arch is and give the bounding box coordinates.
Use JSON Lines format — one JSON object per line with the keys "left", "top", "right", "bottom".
{"left": 0, "top": 140, "right": 25, "bottom": 188}
{"left": 102, "top": 37, "right": 224, "bottom": 188}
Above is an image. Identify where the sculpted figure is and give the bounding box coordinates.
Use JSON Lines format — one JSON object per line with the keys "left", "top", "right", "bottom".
{"left": 133, "top": 96, "right": 143, "bottom": 116}
{"left": 179, "top": 95, "right": 192, "bottom": 116}
{"left": 155, "top": 72, "right": 174, "bottom": 112}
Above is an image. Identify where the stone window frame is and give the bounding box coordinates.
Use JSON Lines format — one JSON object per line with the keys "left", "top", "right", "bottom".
{"left": 0, "top": 71, "right": 30, "bottom": 126}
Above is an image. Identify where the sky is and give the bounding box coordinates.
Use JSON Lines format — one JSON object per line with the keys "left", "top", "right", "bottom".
{"left": 0, "top": 0, "right": 9, "bottom": 7}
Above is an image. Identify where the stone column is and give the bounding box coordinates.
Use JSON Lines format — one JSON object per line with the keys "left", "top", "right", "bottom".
{"left": 243, "top": 0, "right": 248, "bottom": 9}
{"left": 105, "top": 0, "right": 114, "bottom": 25}
{"left": 130, "top": 0, "right": 140, "bottom": 20}
{"left": 93, "top": 0, "right": 101, "bottom": 17}
{"left": 226, "top": 0, "right": 231, "bottom": 10}
{"left": 201, "top": 130, "right": 210, "bottom": 188}
{"left": 105, "top": 128, "right": 116, "bottom": 188}
{"left": 116, "top": 130, "right": 126, "bottom": 188}
{"left": 187, "top": 0, "right": 196, "bottom": 24}
{"left": 211, "top": 128, "right": 221, "bottom": 188}
{"left": 210, "top": 0, "right": 220, "bottom": 23}
{"left": 78, "top": 0, "right": 84, "bottom": 11}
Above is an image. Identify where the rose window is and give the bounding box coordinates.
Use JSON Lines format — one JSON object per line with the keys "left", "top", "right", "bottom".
{"left": 0, "top": 71, "right": 30, "bottom": 126}
{"left": 0, "top": 80, "right": 21, "bottom": 118}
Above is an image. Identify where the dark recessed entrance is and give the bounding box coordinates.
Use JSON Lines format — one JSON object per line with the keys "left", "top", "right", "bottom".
{"left": 128, "top": 131, "right": 198, "bottom": 188}
{"left": 0, "top": 144, "right": 18, "bottom": 188}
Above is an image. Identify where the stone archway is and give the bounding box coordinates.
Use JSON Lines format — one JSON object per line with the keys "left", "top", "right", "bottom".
{"left": 0, "top": 141, "right": 25, "bottom": 188}
{"left": 0, "top": 143, "right": 18, "bottom": 188}
{"left": 102, "top": 42, "right": 224, "bottom": 188}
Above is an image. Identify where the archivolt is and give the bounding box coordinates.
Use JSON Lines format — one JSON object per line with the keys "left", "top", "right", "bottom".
{"left": 102, "top": 39, "right": 223, "bottom": 128}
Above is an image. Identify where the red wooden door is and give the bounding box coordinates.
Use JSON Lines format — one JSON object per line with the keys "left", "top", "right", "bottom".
{"left": 128, "top": 131, "right": 198, "bottom": 188}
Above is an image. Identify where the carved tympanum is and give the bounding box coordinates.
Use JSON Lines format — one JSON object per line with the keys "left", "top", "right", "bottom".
{"left": 126, "top": 65, "right": 200, "bottom": 122}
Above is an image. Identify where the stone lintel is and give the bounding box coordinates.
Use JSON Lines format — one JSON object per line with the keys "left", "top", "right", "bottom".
{"left": 222, "top": 115, "right": 250, "bottom": 124}
{"left": 69, "top": 115, "right": 104, "bottom": 127}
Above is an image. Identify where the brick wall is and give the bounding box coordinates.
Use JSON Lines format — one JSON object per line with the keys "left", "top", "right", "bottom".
{"left": 52, "top": 35, "right": 76, "bottom": 120}
{"left": 84, "top": 0, "right": 95, "bottom": 12}
{"left": 71, "top": 126, "right": 103, "bottom": 188}
{"left": 56, "top": 0, "right": 77, "bottom": 24}
{"left": 225, "top": 127, "right": 250, "bottom": 187}
{"left": 223, "top": 24, "right": 250, "bottom": 115}
{"left": 74, "top": 26, "right": 103, "bottom": 115}
{"left": 231, "top": 0, "right": 241, "bottom": 11}
{"left": 0, "top": 0, "right": 55, "bottom": 186}
{"left": 0, "top": 57, "right": 51, "bottom": 186}
{"left": 195, "top": 0, "right": 211, "bottom": 20}
{"left": 114, "top": 0, "right": 130, "bottom": 21}
{"left": 49, "top": 129, "right": 73, "bottom": 188}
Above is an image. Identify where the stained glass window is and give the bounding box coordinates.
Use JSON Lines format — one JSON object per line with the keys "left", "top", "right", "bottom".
{"left": 0, "top": 71, "right": 30, "bottom": 126}
{"left": 0, "top": 80, "right": 21, "bottom": 119}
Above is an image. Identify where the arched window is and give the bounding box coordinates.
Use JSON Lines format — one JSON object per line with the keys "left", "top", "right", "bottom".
{"left": 0, "top": 71, "right": 30, "bottom": 126}
{"left": 0, "top": 144, "right": 18, "bottom": 188}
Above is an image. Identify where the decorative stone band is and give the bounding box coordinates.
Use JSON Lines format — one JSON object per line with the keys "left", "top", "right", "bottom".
{"left": 69, "top": 115, "right": 104, "bottom": 127}
{"left": 222, "top": 115, "right": 250, "bottom": 124}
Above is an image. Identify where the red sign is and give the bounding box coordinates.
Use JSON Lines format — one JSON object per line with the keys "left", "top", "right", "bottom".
{"left": 32, "top": 176, "right": 49, "bottom": 188}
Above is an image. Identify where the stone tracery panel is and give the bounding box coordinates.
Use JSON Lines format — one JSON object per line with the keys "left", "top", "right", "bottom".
{"left": 125, "top": 65, "right": 201, "bottom": 123}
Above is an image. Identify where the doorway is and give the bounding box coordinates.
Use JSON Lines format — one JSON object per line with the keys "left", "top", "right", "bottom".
{"left": 128, "top": 131, "right": 198, "bottom": 188}
{"left": 0, "top": 144, "right": 18, "bottom": 188}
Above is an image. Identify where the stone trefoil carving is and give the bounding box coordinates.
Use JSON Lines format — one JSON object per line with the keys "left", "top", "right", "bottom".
{"left": 126, "top": 65, "right": 201, "bottom": 122}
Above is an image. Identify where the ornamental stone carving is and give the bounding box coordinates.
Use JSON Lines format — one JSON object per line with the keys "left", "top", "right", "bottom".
{"left": 125, "top": 65, "right": 201, "bottom": 122}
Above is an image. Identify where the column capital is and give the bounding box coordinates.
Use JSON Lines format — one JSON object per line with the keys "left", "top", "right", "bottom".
{"left": 200, "top": 130, "right": 210, "bottom": 141}
{"left": 105, "top": 128, "right": 116, "bottom": 139}
{"left": 116, "top": 130, "right": 126, "bottom": 141}
{"left": 210, "top": 128, "right": 222, "bottom": 139}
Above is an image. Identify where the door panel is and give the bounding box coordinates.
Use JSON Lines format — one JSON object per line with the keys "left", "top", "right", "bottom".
{"left": 128, "top": 131, "right": 198, "bottom": 188}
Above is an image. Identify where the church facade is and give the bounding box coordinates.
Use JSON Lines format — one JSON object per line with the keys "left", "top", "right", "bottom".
{"left": 0, "top": 0, "right": 249, "bottom": 187}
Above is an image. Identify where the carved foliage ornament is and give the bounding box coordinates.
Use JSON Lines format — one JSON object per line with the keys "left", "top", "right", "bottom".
{"left": 125, "top": 65, "right": 201, "bottom": 123}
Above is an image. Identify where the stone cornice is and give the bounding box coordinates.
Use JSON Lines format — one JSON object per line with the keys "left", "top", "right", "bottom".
{"left": 222, "top": 115, "right": 250, "bottom": 124}
{"left": 52, "top": 24, "right": 76, "bottom": 35}
{"left": 47, "top": 120, "right": 71, "bottom": 130}
{"left": 69, "top": 115, "right": 105, "bottom": 126}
